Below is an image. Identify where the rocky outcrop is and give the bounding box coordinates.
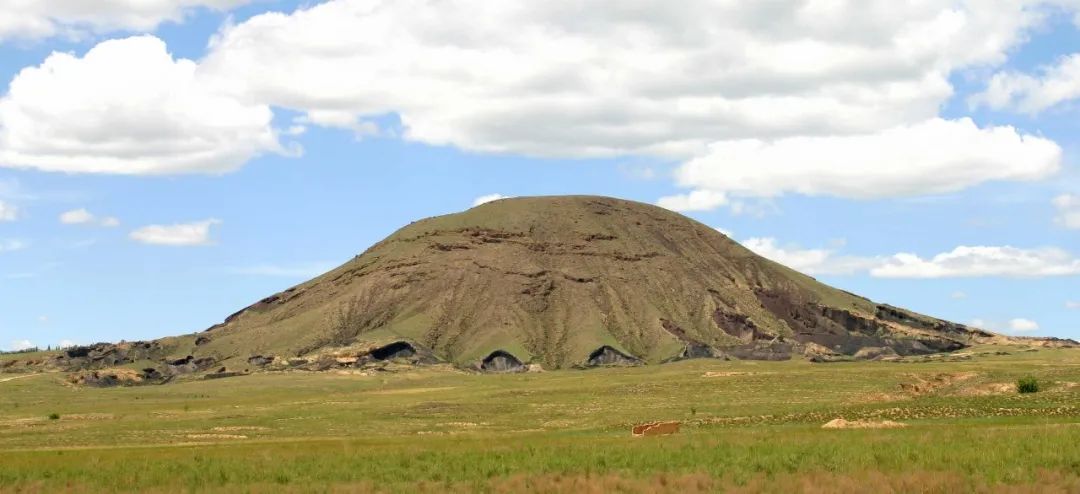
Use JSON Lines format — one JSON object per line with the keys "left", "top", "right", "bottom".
{"left": 68, "top": 368, "right": 145, "bottom": 387}
{"left": 724, "top": 341, "right": 795, "bottom": 361}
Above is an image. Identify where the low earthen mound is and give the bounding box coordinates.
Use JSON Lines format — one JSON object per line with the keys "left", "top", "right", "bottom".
{"left": 822, "top": 418, "right": 907, "bottom": 429}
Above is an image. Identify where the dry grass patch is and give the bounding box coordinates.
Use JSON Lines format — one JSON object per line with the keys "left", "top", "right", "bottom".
{"left": 822, "top": 418, "right": 907, "bottom": 429}
{"left": 184, "top": 434, "right": 248, "bottom": 440}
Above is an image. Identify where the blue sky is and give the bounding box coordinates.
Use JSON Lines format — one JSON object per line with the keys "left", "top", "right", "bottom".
{"left": 0, "top": 1, "right": 1078, "bottom": 350}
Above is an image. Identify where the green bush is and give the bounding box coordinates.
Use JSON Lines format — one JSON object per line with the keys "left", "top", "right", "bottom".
{"left": 1017, "top": 377, "right": 1040, "bottom": 394}
{"left": 47, "top": 413, "right": 60, "bottom": 420}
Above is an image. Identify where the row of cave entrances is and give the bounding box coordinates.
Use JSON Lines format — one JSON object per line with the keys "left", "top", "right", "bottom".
{"left": 358, "top": 341, "right": 641, "bottom": 372}
{"left": 480, "top": 345, "right": 641, "bottom": 372}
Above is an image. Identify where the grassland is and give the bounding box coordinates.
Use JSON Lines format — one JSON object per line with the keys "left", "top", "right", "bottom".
{"left": 2, "top": 345, "right": 1079, "bottom": 493}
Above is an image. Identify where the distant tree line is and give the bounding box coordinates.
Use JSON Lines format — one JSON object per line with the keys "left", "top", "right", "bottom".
{"left": 0, "top": 346, "right": 43, "bottom": 355}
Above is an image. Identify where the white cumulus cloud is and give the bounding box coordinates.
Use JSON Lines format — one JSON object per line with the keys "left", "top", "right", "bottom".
{"left": 657, "top": 190, "right": 729, "bottom": 212}
{"left": 969, "top": 318, "right": 1040, "bottom": 333}
{"left": 871, "top": 245, "right": 1080, "bottom": 278}
{"left": 0, "top": 0, "right": 252, "bottom": 41}
{"left": 970, "top": 53, "right": 1080, "bottom": 113}
{"left": 0, "top": 36, "right": 287, "bottom": 175}
{"left": 59, "top": 208, "right": 120, "bottom": 227}
{"left": 472, "top": 194, "right": 511, "bottom": 207}
{"left": 0, "top": 200, "right": 17, "bottom": 222}
{"left": 8, "top": 339, "right": 36, "bottom": 351}
{"left": 1053, "top": 194, "right": 1080, "bottom": 229}
{"left": 743, "top": 237, "right": 883, "bottom": 276}
{"left": 1008, "top": 318, "right": 1040, "bottom": 332}
{"left": 130, "top": 219, "right": 221, "bottom": 246}
{"left": 669, "top": 118, "right": 1061, "bottom": 203}
{"left": 733, "top": 237, "right": 1080, "bottom": 279}
{"left": 1066, "top": 301, "right": 1080, "bottom": 309}
{"left": 1, "top": 0, "right": 1073, "bottom": 199}
{"left": 189, "top": 0, "right": 1064, "bottom": 194}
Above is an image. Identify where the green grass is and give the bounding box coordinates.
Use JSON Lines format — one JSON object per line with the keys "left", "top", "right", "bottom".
{"left": 1, "top": 346, "right": 1078, "bottom": 492}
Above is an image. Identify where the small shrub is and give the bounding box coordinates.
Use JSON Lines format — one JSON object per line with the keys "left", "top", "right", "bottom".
{"left": 1017, "top": 377, "right": 1040, "bottom": 394}
{"left": 47, "top": 413, "right": 60, "bottom": 420}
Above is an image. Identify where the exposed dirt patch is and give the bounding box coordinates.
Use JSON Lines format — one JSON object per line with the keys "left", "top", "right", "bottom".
{"left": 858, "top": 392, "right": 908, "bottom": 404}
{"left": 211, "top": 426, "right": 269, "bottom": 432}
{"left": 955, "top": 382, "right": 1016, "bottom": 396}
{"left": 61, "top": 413, "right": 115, "bottom": 421}
{"left": 333, "top": 370, "right": 372, "bottom": 376}
{"left": 369, "top": 386, "right": 457, "bottom": 395}
{"left": 701, "top": 371, "right": 775, "bottom": 378}
{"left": 899, "top": 372, "right": 979, "bottom": 395}
{"left": 436, "top": 422, "right": 488, "bottom": 429}
{"left": 184, "top": 434, "right": 248, "bottom": 440}
{"left": 822, "top": 418, "right": 908, "bottom": 429}
{"left": 632, "top": 421, "right": 681, "bottom": 436}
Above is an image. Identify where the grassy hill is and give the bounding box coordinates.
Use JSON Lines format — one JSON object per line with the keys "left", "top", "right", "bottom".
{"left": 181, "top": 195, "right": 1009, "bottom": 371}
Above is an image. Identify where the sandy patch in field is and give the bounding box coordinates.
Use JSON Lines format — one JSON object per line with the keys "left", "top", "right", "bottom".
{"left": 955, "top": 382, "right": 1016, "bottom": 396}
{"left": 899, "top": 372, "right": 979, "bottom": 395}
{"left": 822, "top": 418, "right": 907, "bottom": 429}
{"left": 702, "top": 371, "right": 773, "bottom": 378}
{"left": 369, "top": 386, "right": 457, "bottom": 395}
{"left": 0, "top": 417, "right": 47, "bottom": 428}
{"left": 151, "top": 410, "right": 215, "bottom": 418}
{"left": 0, "top": 374, "right": 38, "bottom": 383}
{"left": 185, "top": 434, "right": 248, "bottom": 440}
{"left": 858, "top": 392, "right": 909, "bottom": 403}
{"left": 416, "top": 430, "right": 464, "bottom": 436}
{"left": 334, "top": 370, "right": 371, "bottom": 376}
{"left": 211, "top": 426, "right": 269, "bottom": 432}
{"left": 61, "top": 413, "right": 115, "bottom": 421}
